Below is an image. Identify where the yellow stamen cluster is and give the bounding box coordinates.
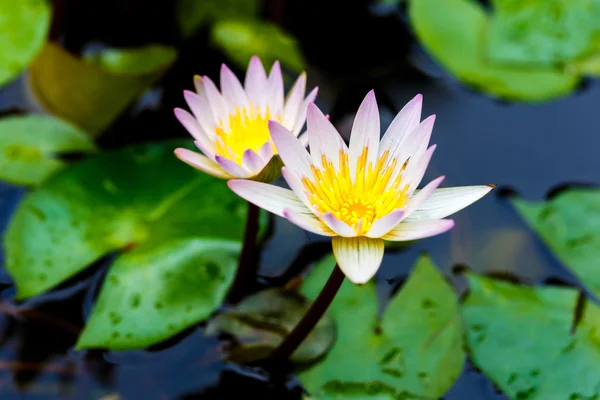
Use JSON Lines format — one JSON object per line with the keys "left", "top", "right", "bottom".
{"left": 302, "top": 149, "right": 409, "bottom": 235}
{"left": 214, "top": 105, "right": 280, "bottom": 165}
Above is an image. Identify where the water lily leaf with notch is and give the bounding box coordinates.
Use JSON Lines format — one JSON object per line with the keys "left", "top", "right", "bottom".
{"left": 0, "top": 115, "right": 96, "bottom": 186}
{"left": 211, "top": 20, "right": 306, "bottom": 72}
{"left": 176, "top": 0, "right": 259, "bottom": 38}
{"left": 205, "top": 287, "right": 335, "bottom": 364}
{"left": 28, "top": 43, "right": 177, "bottom": 136}
{"left": 512, "top": 188, "right": 600, "bottom": 299}
{"left": 4, "top": 140, "right": 257, "bottom": 300}
{"left": 77, "top": 238, "right": 239, "bottom": 349}
{"left": 409, "top": 0, "right": 579, "bottom": 101}
{"left": 0, "top": 0, "right": 50, "bottom": 87}
{"left": 463, "top": 273, "right": 600, "bottom": 399}
{"left": 299, "top": 254, "right": 464, "bottom": 399}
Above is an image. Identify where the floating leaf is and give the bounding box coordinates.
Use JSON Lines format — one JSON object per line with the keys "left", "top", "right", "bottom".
{"left": 176, "top": 0, "right": 259, "bottom": 37}
{"left": 28, "top": 43, "right": 177, "bottom": 136}
{"left": 512, "top": 189, "right": 600, "bottom": 299}
{"left": 4, "top": 140, "right": 258, "bottom": 300}
{"left": 299, "top": 255, "right": 464, "bottom": 399}
{"left": 0, "top": 115, "right": 96, "bottom": 186}
{"left": 77, "top": 238, "right": 239, "bottom": 349}
{"left": 0, "top": 0, "right": 50, "bottom": 87}
{"left": 464, "top": 274, "right": 600, "bottom": 399}
{"left": 206, "top": 287, "right": 335, "bottom": 364}
{"left": 211, "top": 20, "right": 306, "bottom": 72}
{"left": 408, "top": 0, "right": 579, "bottom": 101}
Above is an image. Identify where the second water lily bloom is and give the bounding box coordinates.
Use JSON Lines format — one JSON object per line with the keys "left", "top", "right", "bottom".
{"left": 228, "top": 90, "right": 494, "bottom": 284}
{"left": 174, "top": 56, "right": 318, "bottom": 182}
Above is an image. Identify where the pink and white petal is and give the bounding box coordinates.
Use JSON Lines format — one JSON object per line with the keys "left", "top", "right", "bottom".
{"left": 379, "top": 94, "right": 423, "bottom": 157}
{"left": 332, "top": 236, "right": 384, "bottom": 284}
{"left": 202, "top": 75, "right": 230, "bottom": 121}
{"left": 291, "top": 87, "right": 319, "bottom": 135}
{"left": 365, "top": 209, "right": 405, "bottom": 238}
{"left": 383, "top": 219, "right": 455, "bottom": 241}
{"left": 267, "top": 61, "right": 284, "bottom": 113}
{"left": 220, "top": 64, "right": 250, "bottom": 110}
{"left": 228, "top": 180, "right": 311, "bottom": 217}
{"left": 269, "top": 121, "right": 313, "bottom": 177}
{"left": 183, "top": 90, "right": 217, "bottom": 139}
{"left": 401, "top": 144, "right": 437, "bottom": 194}
{"left": 306, "top": 103, "right": 348, "bottom": 169}
{"left": 403, "top": 175, "right": 445, "bottom": 219}
{"left": 387, "top": 116, "right": 436, "bottom": 180}
{"left": 283, "top": 208, "right": 334, "bottom": 236}
{"left": 174, "top": 148, "right": 233, "bottom": 180}
{"left": 349, "top": 90, "right": 380, "bottom": 177}
{"left": 282, "top": 72, "right": 307, "bottom": 127}
{"left": 323, "top": 213, "right": 356, "bottom": 237}
{"left": 297, "top": 132, "right": 309, "bottom": 147}
{"left": 193, "top": 75, "right": 208, "bottom": 101}
{"left": 244, "top": 56, "right": 268, "bottom": 107}
{"left": 259, "top": 141, "right": 274, "bottom": 162}
{"left": 281, "top": 166, "right": 313, "bottom": 209}
{"left": 242, "top": 149, "right": 267, "bottom": 174}
{"left": 405, "top": 185, "right": 495, "bottom": 221}
{"left": 215, "top": 155, "right": 253, "bottom": 178}
{"left": 174, "top": 108, "right": 216, "bottom": 153}
{"left": 193, "top": 140, "right": 216, "bottom": 161}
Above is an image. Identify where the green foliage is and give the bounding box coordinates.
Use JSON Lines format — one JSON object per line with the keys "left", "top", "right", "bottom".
{"left": 176, "top": 0, "right": 259, "bottom": 37}
{"left": 464, "top": 274, "right": 600, "bottom": 399}
{"left": 211, "top": 20, "right": 306, "bottom": 72}
{"left": 512, "top": 189, "right": 600, "bottom": 299}
{"left": 0, "top": 115, "right": 96, "bottom": 186}
{"left": 28, "top": 43, "right": 177, "bottom": 136}
{"left": 299, "top": 255, "right": 464, "bottom": 399}
{"left": 0, "top": 0, "right": 50, "bottom": 87}
{"left": 206, "top": 288, "right": 335, "bottom": 363}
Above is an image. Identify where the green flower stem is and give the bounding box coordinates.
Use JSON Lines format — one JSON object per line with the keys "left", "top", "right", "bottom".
{"left": 227, "top": 201, "right": 260, "bottom": 303}
{"left": 269, "top": 263, "right": 345, "bottom": 362}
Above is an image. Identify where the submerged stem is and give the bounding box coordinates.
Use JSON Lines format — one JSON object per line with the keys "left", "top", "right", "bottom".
{"left": 269, "top": 263, "right": 345, "bottom": 362}
{"left": 227, "top": 201, "right": 260, "bottom": 303}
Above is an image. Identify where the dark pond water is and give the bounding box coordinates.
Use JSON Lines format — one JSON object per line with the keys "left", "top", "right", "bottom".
{"left": 0, "top": 1, "right": 598, "bottom": 399}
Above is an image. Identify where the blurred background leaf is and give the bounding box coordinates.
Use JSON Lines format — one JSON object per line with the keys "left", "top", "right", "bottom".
{"left": 176, "top": 0, "right": 259, "bottom": 38}
{"left": 0, "top": 115, "right": 95, "bottom": 186}
{"left": 83, "top": 45, "right": 177, "bottom": 75}
{"left": 0, "top": 0, "right": 50, "bottom": 88}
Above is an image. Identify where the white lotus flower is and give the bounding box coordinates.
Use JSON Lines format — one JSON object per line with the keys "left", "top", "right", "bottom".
{"left": 228, "top": 91, "right": 494, "bottom": 284}
{"left": 174, "top": 56, "right": 318, "bottom": 182}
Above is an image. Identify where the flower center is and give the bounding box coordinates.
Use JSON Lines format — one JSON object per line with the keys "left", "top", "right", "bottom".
{"left": 301, "top": 149, "right": 409, "bottom": 235}
{"left": 214, "top": 106, "right": 280, "bottom": 165}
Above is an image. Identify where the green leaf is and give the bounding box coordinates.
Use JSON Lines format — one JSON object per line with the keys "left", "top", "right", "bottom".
{"left": 464, "top": 274, "right": 600, "bottom": 399}
{"left": 408, "top": 0, "right": 579, "bottom": 101}
{"left": 512, "top": 189, "right": 600, "bottom": 299}
{"left": 28, "top": 43, "right": 177, "bottom": 136}
{"left": 176, "top": 0, "right": 259, "bottom": 37}
{"left": 487, "top": 0, "right": 598, "bottom": 67}
{"left": 77, "top": 238, "right": 239, "bottom": 350}
{"left": 0, "top": 115, "right": 96, "bottom": 186}
{"left": 211, "top": 20, "right": 306, "bottom": 72}
{"left": 0, "top": 0, "right": 51, "bottom": 87}
{"left": 299, "top": 254, "right": 464, "bottom": 399}
{"left": 206, "top": 287, "right": 335, "bottom": 364}
{"left": 4, "top": 140, "right": 254, "bottom": 300}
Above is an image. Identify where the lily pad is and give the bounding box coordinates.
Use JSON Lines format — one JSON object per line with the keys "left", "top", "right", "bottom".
{"left": 211, "top": 20, "right": 306, "bottom": 72}
{"left": 463, "top": 273, "right": 600, "bottom": 399}
{"left": 0, "top": 115, "right": 96, "bottom": 186}
{"left": 409, "top": 0, "right": 579, "bottom": 101}
{"left": 512, "top": 189, "right": 600, "bottom": 299}
{"left": 176, "top": 0, "right": 259, "bottom": 38}
{"left": 28, "top": 43, "right": 177, "bottom": 136}
{"left": 0, "top": 0, "right": 50, "bottom": 87}
{"left": 4, "top": 140, "right": 255, "bottom": 300}
{"left": 299, "top": 254, "right": 464, "bottom": 399}
{"left": 205, "top": 287, "right": 335, "bottom": 364}
{"left": 77, "top": 238, "right": 239, "bottom": 349}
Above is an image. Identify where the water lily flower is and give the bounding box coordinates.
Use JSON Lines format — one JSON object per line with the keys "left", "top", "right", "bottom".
{"left": 174, "top": 56, "right": 318, "bottom": 182}
{"left": 228, "top": 91, "right": 494, "bottom": 284}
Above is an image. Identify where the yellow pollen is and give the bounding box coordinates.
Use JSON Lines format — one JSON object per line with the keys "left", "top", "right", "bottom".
{"left": 214, "top": 105, "right": 281, "bottom": 165}
{"left": 302, "top": 149, "right": 409, "bottom": 235}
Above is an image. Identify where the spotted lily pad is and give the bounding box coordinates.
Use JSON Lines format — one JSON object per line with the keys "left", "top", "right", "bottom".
{"left": 299, "top": 254, "right": 464, "bottom": 399}
{"left": 512, "top": 189, "right": 600, "bottom": 299}
{"left": 28, "top": 43, "right": 177, "bottom": 136}
{"left": 0, "top": 115, "right": 96, "bottom": 186}
{"left": 0, "top": 0, "right": 50, "bottom": 87}
{"left": 463, "top": 273, "right": 600, "bottom": 399}
{"left": 206, "top": 287, "right": 335, "bottom": 364}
